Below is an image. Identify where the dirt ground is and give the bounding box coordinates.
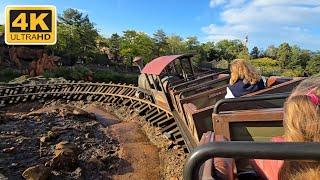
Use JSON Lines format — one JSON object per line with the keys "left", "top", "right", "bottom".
{"left": 0, "top": 101, "right": 187, "bottom": 180}
{"left": 113, "top": 106, "right": 187, "bottom": 180}
{"left": 0, "top": 102, "right": 120, "bottom": 179}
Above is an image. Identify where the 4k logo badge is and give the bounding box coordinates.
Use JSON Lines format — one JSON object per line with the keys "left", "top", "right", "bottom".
{"left": 5, "top": 5, "right": 57, "bottom": 45}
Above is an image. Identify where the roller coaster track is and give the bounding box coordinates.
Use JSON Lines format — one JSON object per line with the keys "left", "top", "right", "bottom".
{"left": 0, "top": 82, "right": 187, "bottom": 150}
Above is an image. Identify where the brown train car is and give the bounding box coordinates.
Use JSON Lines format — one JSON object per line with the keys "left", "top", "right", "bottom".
{"left": 136, "top": 54, "right": 304, "bottom": 152}
{"left": 184, "top": 92, "right": 320, "bottom": 180}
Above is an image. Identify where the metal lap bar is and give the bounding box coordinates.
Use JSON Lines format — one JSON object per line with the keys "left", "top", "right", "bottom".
{"left": 184, "top": 142, "right": 320, "bottom": 180}
{"left": 213, "top": 93, "right": 290, "bottom": 114}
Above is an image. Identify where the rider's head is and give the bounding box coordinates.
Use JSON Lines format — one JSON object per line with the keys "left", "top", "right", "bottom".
{"left": 229, "top": 59, "right": 261, "bottom": 85}
{"left": 284, "top": 77, "right": 320, "bottom": 142}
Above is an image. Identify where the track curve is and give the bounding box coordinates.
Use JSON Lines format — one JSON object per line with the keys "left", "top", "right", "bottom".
{"left": 0, "top": 82, "right": 187, "bottom": 149}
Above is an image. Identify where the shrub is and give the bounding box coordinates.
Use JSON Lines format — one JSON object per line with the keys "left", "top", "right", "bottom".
{"left": 44, "top": 67, "right": 138, "bottom": 84}
{"left": 93, "top": 54, "right": 109, "bottom": 65}
{"left": 281, "top": 66, "right": 304, "bottom": 77}
{"left": 44, "top": 66, "right": 90, "bottom": 80}
{"left": 44, "top": 67, "right": 70, "bottom": 78}
{"left": 248, "top": 57, "right": 278, "bottom": 67}
{"left": 313, "top": 73, "right": 320, "bottom": 77}
{"left": 215, "top": 60, "right": 229, "bottom": 69}
{"left": 0, "top": 68, "right": 20, "bottom": 82}
{"left": 306, "top": 55, "right": 320, "bottom": 76}
{"left": 247, "top": 58, "right": 282, "bottom": 76}
{"left": 70, "top": 66, "right": 90, "bottom": 81}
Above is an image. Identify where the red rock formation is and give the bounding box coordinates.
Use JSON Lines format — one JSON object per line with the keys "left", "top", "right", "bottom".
{"left": 9, "top": 47, "right": 44, "bottom": 69}
{"left": 29, "top": 54, "right": 61, "bottom": 76}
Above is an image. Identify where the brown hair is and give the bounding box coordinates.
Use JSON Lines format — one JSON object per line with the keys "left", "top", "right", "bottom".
{"left": 229, "top": 59, "right": 261, "bottom": 85}
{"left": 289, "top": 167, "right": 320, "bottom": 180}
{"left": 280, "top": 77, "right": 320, "bottom": 179}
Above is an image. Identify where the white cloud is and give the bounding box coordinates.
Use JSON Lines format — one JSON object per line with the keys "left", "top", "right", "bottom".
{"left": 71, "top": 8, "right": 89, "bottom": 14}
{"left": 204, "top": 0, "right": 320, "bottom": 50}
{"left": 210, "top": 0, "right": 226, "bottom": 7}
{"left": 252, "top": 0, "right": 320, "bottom": 7}
{"left": 221, "top": 4, "right": 320, "bottom": 26}
{"left": 225, "top": 0, "right": 247, "bottom": 8}
{"left": 203, "top": 24, "right": 251, "bottom": 34}
{"left": 282, "top": 26, "right": 309, "bottom": 33}
{"left": 205, "top": 34, "right": 238, "bottom": 42}
{"left": 210, "top": 0, "right": 247, "bottom": 8}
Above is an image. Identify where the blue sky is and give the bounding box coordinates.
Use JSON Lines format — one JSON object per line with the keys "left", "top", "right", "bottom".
{"left": 1, "top": 0, "right": 320, "bottom": 51}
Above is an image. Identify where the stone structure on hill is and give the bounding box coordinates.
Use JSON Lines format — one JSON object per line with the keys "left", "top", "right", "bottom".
{"left": 29, "top": 54, "right": 61, "bottom": 76}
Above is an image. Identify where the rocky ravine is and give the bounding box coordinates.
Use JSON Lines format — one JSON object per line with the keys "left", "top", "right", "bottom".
{"left": 0, "top": 101, "right": 187, "bottom": 180}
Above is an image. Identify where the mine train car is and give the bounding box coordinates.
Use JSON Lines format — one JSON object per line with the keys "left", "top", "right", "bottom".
{"left": 136, "top": 54, "right": 304, "bottom": 151}
{"left": 137, "top": 54, "right": 318, "bottom": 179}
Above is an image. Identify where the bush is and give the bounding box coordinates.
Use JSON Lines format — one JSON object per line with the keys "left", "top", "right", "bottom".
{"left": 44, "top": 66, "right": 90, "bottom": 81}
{"left": 70, "top": 66, "right": 90, "bottom": 81}
{"left": 248, "top": 58, "right": 278, "bottom": 67}
{"left": 44, "top": 66, "right": 138, "bottom": 84}
{"left": 44, "top": 67, "right": 70, "bottom": 78}
{"left": 215, "top": 60, "right": 229, "bottom": 69}
{"left": 247, "top": 58, "right": 282, "bottom": 76}
{"left": 306, "top": 55, "right": 320, "bottom": 76}
{"left": 313, "top": 73, "right": 320, "bottom": 77}
{"left": 281, "top": 66, "right": 304, "bottom": 77}
{"left": 0, "top": 68, "right": 20, "bottom": 82}
{"left": 93, "top": 54, "right": 109, "bottom": 65}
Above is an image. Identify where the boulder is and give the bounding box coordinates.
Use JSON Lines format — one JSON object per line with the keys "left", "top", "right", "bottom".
{"left": 9, "top": 47, "right": 43, "bottom": 69}
{"left": 40, "top": 131, "right": 56, "bottom": 143}
{"left": 29, "top": 54, "right": 61, "bottom": 76}
{"left": 22, "top": 164, "right": 50, "bottom": 180}
{"left": 49, "top": 141, "right": 79, "bottom": 171}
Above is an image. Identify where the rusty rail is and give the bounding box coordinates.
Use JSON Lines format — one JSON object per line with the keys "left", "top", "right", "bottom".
{"left": 0, "top": 81, "right": 187, "bottom": 149}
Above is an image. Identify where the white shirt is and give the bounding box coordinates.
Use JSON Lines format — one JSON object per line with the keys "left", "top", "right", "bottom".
{"left": 225, "top": 87, "right": 235, "bottom": 99}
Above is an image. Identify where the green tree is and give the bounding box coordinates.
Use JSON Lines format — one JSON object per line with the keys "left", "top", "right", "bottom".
{"left": 306, "top": 55, "right": 320, "bottom": 75}
{"left": 47, "top": 23, "right": 75, "bottom": 56}
{"left": 250, "top": 46, "right": 260, "bottom": 59}
{"left": 166, "top": 35, "right": 186, "bottom": 54}
{"left": 47, "top": 8, "right": 99, "bottom": 64}
{"left": 215, "top": 40, "right": 245, "bottom": 62}
{"left": 298, "top": 50, "right": 311, "bottom": 69}
{"left": 247, "top": 57, "right": 281, "bottom": 76}
{"left": 289, "top": 45, "right": 301, "bottom": 68}
{"left": 265, "top": 45, "right": 278, "bottom": 59}
{"left": 153, "top": 29, "right": 168, "bottom": 57}
{"left": 59, "top": 8, "right": 89, "bottom": 26}
{"left": 199, "top": 41, "right": 219, "bottom": 61}
{"left": 277, "top": 43, "right": 291, "bottom": 68}
{"left": 108, "top": 33, "right": 121, "bottom": 62}
{"left": 289, "top": 45, "right": 311, "bottom": 69}
{"left": 237, "top": 49, "right": 250, "bottom": 60}
{"left": 120, "top": 30, "right": 154, "bottom": 65}
{"left": 192, "top": 41, "right": 220, "bottom": 68}
{"left": 184, "top": 36, "right": 201, "bottom": 64}
{"left": 185, "top": 36, "right": 200, "bottom": 51}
